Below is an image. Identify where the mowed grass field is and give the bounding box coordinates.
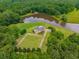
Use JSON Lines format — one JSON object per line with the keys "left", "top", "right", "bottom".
{"left": 18, "top": 34, "right": 42, "bottom": 48}
{"left": 67, "top": 9, "right": 79, "bottom": 23}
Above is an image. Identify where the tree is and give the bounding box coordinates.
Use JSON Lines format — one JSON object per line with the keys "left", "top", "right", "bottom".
{"left": 20, "top": 29, "right": 26, "bottom": 35}
{"left": 37, "top": 48, "right": 41, "bottom": 52}
{"left": 48, "top": 27, "right": 56, "bottom": 32}
{"left": 68, "top": 33, "right": 79, "bottom": 45}
{"left": 61, "top": 15, "right": 67, "bottom": 23}
{"left": 26, "top": 48, "right": 31, "bottom": 52}
{"left": 23, "top": 48, "right": 26, "bottom": 53}
{"left": 0, "top": 10, "right": 20, "bottom": 26}
{"left": 18, "top": 47, "right": 22, "bottom": 52}
{"left": 60, "top": 14, "right": 68, "bottom": 26}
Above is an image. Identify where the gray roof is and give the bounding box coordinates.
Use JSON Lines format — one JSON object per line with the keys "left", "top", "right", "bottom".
{"left": 35, "top": 26, "right": 45, "bottom": 31}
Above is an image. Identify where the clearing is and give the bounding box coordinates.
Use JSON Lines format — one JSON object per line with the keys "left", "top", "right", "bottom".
{"left": 9, "top": 22, "right": 73, "bottom": 51}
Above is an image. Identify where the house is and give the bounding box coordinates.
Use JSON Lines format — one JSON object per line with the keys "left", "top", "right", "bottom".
{"left": 33, "top": 26, "right": 45, "bottom": 34}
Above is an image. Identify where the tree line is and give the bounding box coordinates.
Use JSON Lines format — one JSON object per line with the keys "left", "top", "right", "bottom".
{"left": 0, "top": 0, "right": 79, "bottom": 26}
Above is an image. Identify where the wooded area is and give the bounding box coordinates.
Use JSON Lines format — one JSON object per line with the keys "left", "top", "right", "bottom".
{"left": 0, "top": 0, "right": 79, "bottom": 59}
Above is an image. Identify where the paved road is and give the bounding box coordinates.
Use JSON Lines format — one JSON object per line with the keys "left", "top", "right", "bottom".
{"left": 65, "top": 23, "right": 79, "bottom": 33}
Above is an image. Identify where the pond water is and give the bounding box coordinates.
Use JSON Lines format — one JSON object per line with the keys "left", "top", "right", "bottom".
{"left": 23, "top": 17, "right": 79, "bottom": 33}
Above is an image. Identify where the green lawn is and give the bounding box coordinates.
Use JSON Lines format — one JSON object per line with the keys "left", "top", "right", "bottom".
{"left": 9, "top": 22, "right": 73, "bottom": 34}
{"left": 9, "top": 22, "right": 51, "bottom": 33}
{"left": 18, "top": 34, "right": 42, "bottom": 48}
{"left": 9, "top": 22, "right": 73, "bottom": 50}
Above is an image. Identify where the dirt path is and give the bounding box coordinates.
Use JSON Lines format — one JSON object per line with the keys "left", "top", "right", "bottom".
{"left": 39, "top": 29, "right": 48, "bottom": 48}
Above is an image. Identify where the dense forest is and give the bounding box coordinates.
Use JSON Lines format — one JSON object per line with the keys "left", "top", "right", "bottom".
{"left": 0, "top": 0, "right": 79, "bottom": 59}
{"left": 0, "top": 0, "right": 79, "bottom": 26}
